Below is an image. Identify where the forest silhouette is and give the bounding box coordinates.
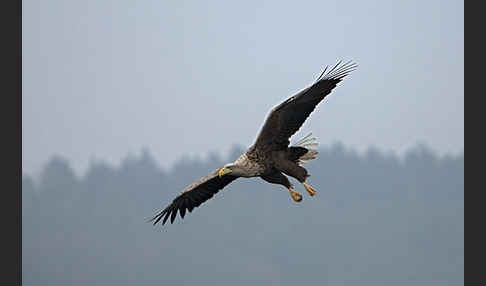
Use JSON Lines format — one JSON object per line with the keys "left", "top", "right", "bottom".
{"left": 22, "top": 142, "right": 464, "bottom": 285}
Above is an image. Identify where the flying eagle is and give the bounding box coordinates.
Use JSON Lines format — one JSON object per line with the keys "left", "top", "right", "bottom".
{"left": 151, "top": 60, "right": 357, "bottom": 225}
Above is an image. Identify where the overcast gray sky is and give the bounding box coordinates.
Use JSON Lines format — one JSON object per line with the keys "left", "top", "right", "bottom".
{"left": 22, "top": 0, "right": 463, "bottom": 176}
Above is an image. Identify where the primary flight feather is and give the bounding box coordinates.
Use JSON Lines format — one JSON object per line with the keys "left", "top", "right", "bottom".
{"left": 151, "top": 60, "right": 357, "bottom": 225}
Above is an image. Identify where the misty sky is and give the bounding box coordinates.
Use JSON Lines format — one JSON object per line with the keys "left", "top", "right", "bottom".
{"left": 22, "top": 0, "right": 464, "bottom": 176}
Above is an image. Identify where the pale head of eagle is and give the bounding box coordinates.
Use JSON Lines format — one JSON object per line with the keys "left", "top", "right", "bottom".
{"left": 218, "top": 153, "right": 263, "bottom": 178}
{"left": 218, "top": 163, "right": 244, "bottom": 177}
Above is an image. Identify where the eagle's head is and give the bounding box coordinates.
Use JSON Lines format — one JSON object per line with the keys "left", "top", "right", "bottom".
{"left": 218, "top": 163, "right": 246, "bottom": 177}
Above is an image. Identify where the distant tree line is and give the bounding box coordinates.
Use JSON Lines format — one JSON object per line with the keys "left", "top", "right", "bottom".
{"left": 22, "top": 143, "right": 464, "bottom": 286}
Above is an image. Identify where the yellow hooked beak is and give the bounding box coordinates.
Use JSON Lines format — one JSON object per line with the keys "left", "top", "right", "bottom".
{"left": 218, "top": 167, "right": 232, "bottom": 178}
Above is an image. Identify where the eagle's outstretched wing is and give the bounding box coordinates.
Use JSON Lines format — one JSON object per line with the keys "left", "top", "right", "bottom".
{"left": 150, "top": 169, "right": 238, "bottom": 225}
{"left": 253, "top": 60, "right": 357, "bottom": 152}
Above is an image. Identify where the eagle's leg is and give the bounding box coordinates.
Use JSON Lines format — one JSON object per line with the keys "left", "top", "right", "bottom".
{"left": 261, "top": 170, "right": 302, "bottom": 203}
{"left": 274, "top": 156, "right": 317, "bottom": 197}
{"left": 303, "top": 181, "right": 317, "bottom": 196}
{"left": 288, "top": 186, "right": 303, "bottom": 202}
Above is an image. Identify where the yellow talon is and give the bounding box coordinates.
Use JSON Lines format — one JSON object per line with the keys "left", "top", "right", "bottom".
{"left": 289, "top": 187, "right": 303, "bottom": 202}
{"left": 303, "top": 182, "right": 317, "bottom": 196}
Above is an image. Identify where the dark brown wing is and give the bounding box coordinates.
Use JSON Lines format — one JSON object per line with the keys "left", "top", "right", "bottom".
{"left": 150, "top": 169, "right": 238, "bottom": 225}
{"left": 253, "top": 60, "right": 357, "bottom": 152}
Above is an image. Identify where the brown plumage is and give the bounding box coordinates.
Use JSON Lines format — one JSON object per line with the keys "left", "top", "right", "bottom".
{"left": 151, "top": 60, "right": 356, "bottom": 225}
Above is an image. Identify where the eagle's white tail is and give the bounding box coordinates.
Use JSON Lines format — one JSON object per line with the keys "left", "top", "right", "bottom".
{"left": 293, "top": 133, "right": 319, "bottom": 165}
